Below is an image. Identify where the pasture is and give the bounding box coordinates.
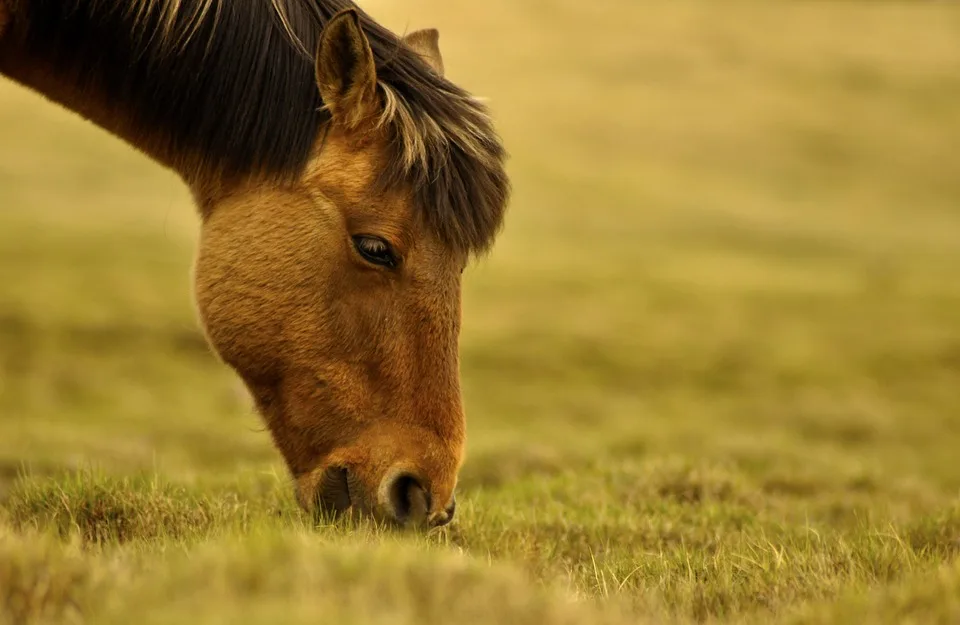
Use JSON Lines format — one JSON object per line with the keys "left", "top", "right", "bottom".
{"left": 2, "top": 0, "right": 960, "bottom": 623}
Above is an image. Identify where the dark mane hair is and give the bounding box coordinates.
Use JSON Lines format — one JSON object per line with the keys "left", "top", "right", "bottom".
{"left": 7, "top": 0, "right": 509, "bottom": 254}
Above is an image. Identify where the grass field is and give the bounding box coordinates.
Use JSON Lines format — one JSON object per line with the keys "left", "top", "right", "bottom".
{"left": 2, "top": 1, "right": 960, "bottom": 623}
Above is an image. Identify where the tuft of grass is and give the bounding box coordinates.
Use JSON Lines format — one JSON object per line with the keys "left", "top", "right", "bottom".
{"left": 783, "top": 557, "right": 960, "bottom": 625}
{"left": 3, "top": 467, "right": 957, "bottom": 624}
{"left": 451, "top": 460, "right": 960, "bottom": 622}
{"left": 0, "top": 514, "right": 634, "bottom": 625}
{"left": 0, "top": 527, "right": 109, "bottom": 625}
{"left": 95, "top": 536, "right": 632, "bottom": 625}
{"left": 2, "top": 472, "right": 304, "bottom": 545}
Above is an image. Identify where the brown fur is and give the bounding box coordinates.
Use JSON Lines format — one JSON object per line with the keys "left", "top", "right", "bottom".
{"left": 0, "top": 2, "right": 510, "bottom": 527}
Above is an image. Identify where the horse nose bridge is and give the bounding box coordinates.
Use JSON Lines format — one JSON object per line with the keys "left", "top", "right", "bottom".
{"left": 402, "top": 328, "right": 465, "bottom": 432}
{"left": 405, "top": 281, "right": 462, "bottom": 362}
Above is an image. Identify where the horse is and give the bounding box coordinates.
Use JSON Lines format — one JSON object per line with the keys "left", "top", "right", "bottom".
{"left": 0, "top": 0, "right": 510, "bottom": 529}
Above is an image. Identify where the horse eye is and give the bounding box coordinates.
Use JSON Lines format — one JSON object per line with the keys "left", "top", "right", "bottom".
{"left": 352, "top": 235, "right": 398, "bottom": 269}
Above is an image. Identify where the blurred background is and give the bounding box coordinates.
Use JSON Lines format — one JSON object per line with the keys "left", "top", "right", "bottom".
{"left": 1, "top": 0, "right": 959, "bottom": 503}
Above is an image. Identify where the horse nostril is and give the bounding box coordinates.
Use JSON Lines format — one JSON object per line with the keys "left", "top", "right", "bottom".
{"left": 382, "top": 472, "right": 429, "bottom": 526}
{"left": 316, "top": 466, "right": 352, "bottom": 515}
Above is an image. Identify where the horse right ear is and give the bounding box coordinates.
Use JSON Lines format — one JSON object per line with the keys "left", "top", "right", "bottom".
{"left": 403, "top": 28, "right": 445, "bottom": 77}
{"left": 315, "top": 9, "right": 380, "bottom": 132}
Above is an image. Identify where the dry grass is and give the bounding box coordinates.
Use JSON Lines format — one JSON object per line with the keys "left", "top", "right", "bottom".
{"left": 2, "top": 0, "right": 960, "bottom": 623}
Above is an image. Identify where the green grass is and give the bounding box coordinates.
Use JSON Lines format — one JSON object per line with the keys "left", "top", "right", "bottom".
{"left": 2, "top": 0, "right": 960, "bottom": 623}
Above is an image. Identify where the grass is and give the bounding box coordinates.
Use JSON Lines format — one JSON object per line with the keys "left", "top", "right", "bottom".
{"left": 2, "top": 0, "right": 960, "bottom": 623}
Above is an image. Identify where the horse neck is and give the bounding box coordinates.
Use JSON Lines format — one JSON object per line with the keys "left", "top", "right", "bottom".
{"left": 0, "top": 7, "right": 210, "bottom": 187}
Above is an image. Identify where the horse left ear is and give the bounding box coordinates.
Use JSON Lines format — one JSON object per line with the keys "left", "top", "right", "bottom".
{"left": 315, "top": 9, "right": 380, "bottom": 131}
{"left": 403, "top": 28, "right": 445, "bottom": 77}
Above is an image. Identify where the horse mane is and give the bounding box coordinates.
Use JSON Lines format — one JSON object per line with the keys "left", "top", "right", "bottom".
{"left": 11, "top": 0, "right": 509, "bottom": 254}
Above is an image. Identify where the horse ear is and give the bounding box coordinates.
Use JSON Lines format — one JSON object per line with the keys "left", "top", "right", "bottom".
{"left": 403, "top": 28, "right": 445, "bottom": 77}
{"left": 316, "top": 9, "right": 380, "bottom": 131}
